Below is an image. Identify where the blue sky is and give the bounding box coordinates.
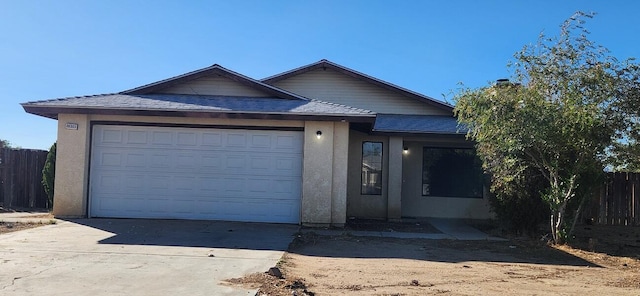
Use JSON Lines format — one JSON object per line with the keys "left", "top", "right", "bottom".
{"left": 1, "top": 1, "right": 638, "bottom": 149}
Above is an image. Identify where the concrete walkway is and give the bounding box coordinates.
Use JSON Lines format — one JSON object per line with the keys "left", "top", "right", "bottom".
{"left": 304, "top": 218, "right": 506, "bottom": 241}
{"left": 0, "top": 211, "right": 506, "bottom": 241}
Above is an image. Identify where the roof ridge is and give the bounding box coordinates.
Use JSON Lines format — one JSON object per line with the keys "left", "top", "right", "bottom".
{"left": 261, "top": 60, "right": 454, "bottom": 112}
{"left": 121, "top": 64, "right": 310, "bottom": 101}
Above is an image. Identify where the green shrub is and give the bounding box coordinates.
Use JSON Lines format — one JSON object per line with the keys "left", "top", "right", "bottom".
{"left": 42, "top": 142, "right": 56, "bottom": 208}
{"left": 488, "top": 168, "right": 549, "bottom": 236}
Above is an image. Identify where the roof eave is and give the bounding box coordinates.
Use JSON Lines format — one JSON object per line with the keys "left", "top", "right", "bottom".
{"left": 21, "top": 105, "right": 376, "bottom": 123}
{"left": 370, "top": 130, "right": 468, "bottom": 138}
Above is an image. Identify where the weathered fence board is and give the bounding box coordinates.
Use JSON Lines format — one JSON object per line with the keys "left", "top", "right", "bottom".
{"left": 0, "top": 148, "right": 49, "bottom": 209}
{"left": 593, "top": 172, "right": 640, "bottom": 226}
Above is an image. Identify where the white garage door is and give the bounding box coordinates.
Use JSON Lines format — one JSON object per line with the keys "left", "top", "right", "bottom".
{"left": 90, "top": 125, "right": 303, "bottom": 223}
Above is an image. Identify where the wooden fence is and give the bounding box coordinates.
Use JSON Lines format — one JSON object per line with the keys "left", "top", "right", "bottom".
{"left": 586, "top": 172, "right": 640, "bottom": 226}
{"left": 0, "top": 148, "right": 50, "bottom": 209}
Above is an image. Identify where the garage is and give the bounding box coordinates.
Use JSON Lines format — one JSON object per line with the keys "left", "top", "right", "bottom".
{"left": 89, "top": 124, "right": 303, "bottom": 223}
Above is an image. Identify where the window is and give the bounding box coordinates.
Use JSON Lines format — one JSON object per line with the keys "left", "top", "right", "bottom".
{"left": 422, "top": 147, "right": 483, "bottom": 198}
{"left": 361, "top": 141, "right": 383, "bottom": 195}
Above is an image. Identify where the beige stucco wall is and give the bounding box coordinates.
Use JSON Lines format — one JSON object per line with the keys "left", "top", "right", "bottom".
{"left": 331, "top": 122, "right": 349, "bottom": 226}
{"left": 300, "top": 121, "right": 350, "bottom": 226}
{"left": 400, "top": 140, "right": 492, "bottom": 219}
{"left": 387, "top": 136, "right": 403, "bottom": 221}
{"left": 52, "top": 114, "right": 349, "bottom": 225}
{"left": 53, "top": 114, "right": 91, "bottom": 217}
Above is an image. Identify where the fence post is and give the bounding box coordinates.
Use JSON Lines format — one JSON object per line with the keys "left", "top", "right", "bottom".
{"left": 631, "top": 173, "right": 640, "bottom": 225}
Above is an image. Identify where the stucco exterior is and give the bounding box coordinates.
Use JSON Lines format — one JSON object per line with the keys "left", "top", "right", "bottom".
{"left": 53, "top": 113, "right": 349, "bottom": 226}
{"left": 301, "top": 121, "right": 350, "bottom": 226}
{"left": 53, "top": 114, "right": 91, "bottom": 217}
{"left": 401, "top": 140, "right": 492, "bottom": 219}
{"left": 346, "top": 130, "right": 389, "bottom": 219}
{"left": 330, "top": 121, "right": 349, "bottom": 226}
{"left": 387, "top": 136, "right": 403, "bottom": 221}
{"left": 28, "top": 60, "right": 493, "bottom": 226}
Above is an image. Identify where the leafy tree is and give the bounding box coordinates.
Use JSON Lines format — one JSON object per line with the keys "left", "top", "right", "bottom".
{"left": 0, "top": 139, "right": 12, "bottom": 148}
{"left": 454, "top": 12, "right": 640, "bottom": 244}
{"left": 608, "top": 68, "right": 640, "bottom": 171}
{"left": 42, "top": 142, "right": 56, "bottom": 208}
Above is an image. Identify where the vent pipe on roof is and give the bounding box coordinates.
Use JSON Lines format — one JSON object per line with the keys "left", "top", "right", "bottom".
{"left": 496, "top": 78, "right": 510, "bottom": 86}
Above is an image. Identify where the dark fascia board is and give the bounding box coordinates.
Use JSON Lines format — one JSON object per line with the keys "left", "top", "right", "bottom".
{"left": 369, "top": 130, "right": 467, "bottom": 138}
{"left": 262, "top": 59, "right": 455, "bottom": 113}
{"left": 122, "top": 64, "right": 308, "bottom": 101}
{"left": 21, "top": 105, "right": 376, "bottom": 123}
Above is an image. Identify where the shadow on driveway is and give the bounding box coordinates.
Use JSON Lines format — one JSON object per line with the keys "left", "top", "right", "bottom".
{"left": 289, "top": 232, "right": 602, "bottom": 268}
{"left": 70, "top": 218, "right": 299, "bottom": 251}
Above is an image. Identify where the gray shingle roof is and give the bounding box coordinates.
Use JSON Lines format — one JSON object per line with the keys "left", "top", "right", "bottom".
{"left": 22, "top": 94, "right": 375, "bottom": 119}
{"left": 123, "top": 64, "right": 307, "bottom": 101}
{"left": 372, "top": 114, "right": 467, "bottom": 134}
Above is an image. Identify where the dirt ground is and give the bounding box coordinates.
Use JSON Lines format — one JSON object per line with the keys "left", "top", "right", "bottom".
{"left": 0, "top": 207, "right": 55, "bottom": 234}
{"left": 0, "top": 222, "right": 45, "bottom": 234}
{"left": 2, "top": 207, "right": 638, "bottom": 295}
{"left": 228, "top": 225, "right": 640, "bottom": 296}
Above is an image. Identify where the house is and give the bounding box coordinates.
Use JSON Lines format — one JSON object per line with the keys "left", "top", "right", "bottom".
{"left": 22, "top": 60, "right": 491, "bottom": 226}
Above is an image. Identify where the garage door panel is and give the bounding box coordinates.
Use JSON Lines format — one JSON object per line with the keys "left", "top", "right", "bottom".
{"left": 91, "top": 125, "right": 302, "bottom": 223}
{"left": 275, "top": 157, "right": 301, "bottom": 173}
{"left": 124, "top": 175, "right": 146, "bottom": 192}
{"left": 99, "top": 152, "right": 122, "bottom": 167}
{"left": 200, "top": 155, "right": 223, "bottom": 169}
{"left": 148, "top": 176, "right": 171, "bottom": 191}
{"left": 101, "top": 128, "right": 123, "bottom": 143}
{"left": 202, "top": 133, "right": 222, "bottom": 146}
{"left": 125, "top": 153, "right": 146, "bottom": 167}
{"left": 127, "top": 130, "right": 148, "bottom": 144}
{"left": 226, "top": 133, "right": 247, "bottom": 147}
{"left": 150, "top": 154, "right": 172, "bottom": 168}
{"left": 95, "top": 174, "right": 121, "bottom": 192}
{"left": 225, "top": 156, "right": 246, "bottom": 169}
{"left": 177, "top": 132, "right": 197, "bottom": 146}
{"left": 250, "top": 134, "right": 271, "bottom": 148}
{"left": 175, "top": 154, "right": 197, "bottom": 169}
{"left": 151, "top": 131, "right": 173, "bottom": 145}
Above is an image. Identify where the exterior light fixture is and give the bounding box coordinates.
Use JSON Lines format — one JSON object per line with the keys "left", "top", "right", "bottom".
{"left": 403, "top": 146, "right": 409, "bottom": 154}
{"left": 316, "top": 130, "right": 322, "bottom": 139}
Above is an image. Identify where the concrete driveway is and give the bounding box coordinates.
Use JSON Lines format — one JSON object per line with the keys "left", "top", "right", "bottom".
{"left": 0, "top": 219, "right": 298, "bottom": 295}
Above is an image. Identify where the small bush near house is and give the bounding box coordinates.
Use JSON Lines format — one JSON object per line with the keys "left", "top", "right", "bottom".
{"left": 488, "top": 168, "right": 549, "bottom": 236}
{"left": 41, "top": 142, "right": 56, "bottom": 208}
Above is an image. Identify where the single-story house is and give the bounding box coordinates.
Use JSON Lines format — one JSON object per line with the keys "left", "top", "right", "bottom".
{"left": 22, "top": 60, "right": 491, "bottom": 226}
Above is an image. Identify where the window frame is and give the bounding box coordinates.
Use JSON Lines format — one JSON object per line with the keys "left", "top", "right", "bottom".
{"left": 360, "top": 141, "right": 383, "bottom": 195}
{"left": 421, "top": 146, "right": 483, "bottom": 198}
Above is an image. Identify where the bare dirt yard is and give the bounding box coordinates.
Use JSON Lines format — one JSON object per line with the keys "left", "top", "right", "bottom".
{"left": 227, "top": 224, "right": 640, "bottom": 295}
{"left": 0, "top": 206, "right": 54, "bottom": 234}
{"left": 0, "top": 221, "right": 44, "bottom": 234}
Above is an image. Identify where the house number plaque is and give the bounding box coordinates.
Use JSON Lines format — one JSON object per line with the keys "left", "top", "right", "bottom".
{"left": 65, "top": 122, "right": 79, "bottom": 130}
